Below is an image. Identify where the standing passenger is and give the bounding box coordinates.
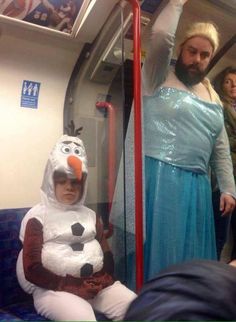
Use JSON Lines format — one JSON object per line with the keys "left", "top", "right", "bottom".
{"left": 142, "top": 0, "right": 236, "bottom": 280}
{"left": 212, "top": 67, "right": 236, "bottom": 260}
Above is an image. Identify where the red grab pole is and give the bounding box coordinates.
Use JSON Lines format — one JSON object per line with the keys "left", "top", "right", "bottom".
{"left": 127, "top": 0, "right": 143, "bottom": 291}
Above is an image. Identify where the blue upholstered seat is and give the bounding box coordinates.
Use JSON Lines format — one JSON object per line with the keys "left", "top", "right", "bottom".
{"left": 0, "top": 208, "right": 47, "bottom": 321}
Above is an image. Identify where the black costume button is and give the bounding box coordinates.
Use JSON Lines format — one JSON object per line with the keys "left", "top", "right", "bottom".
{"left": 71, "top": 222, "right": 85, "bottom": 236}
{"left": 70, "top": 243, "right": 84, "bottom": 251}
{"left": 80, "top": 263, "right": 93, "bottom": 277}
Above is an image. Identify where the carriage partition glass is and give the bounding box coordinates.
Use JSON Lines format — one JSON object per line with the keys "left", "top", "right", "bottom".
{"left": 63, "top": 0, "right": 138, "bottom": 289}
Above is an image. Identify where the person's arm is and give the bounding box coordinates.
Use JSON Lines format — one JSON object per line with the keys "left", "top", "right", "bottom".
{"left": 210, "top": 127, "right": 236, "bottom": 216}
{"left": 224, "top": 109, "right": 236, "bottom": 151}
{"left": 228, "top": 137, "right": 236, "bottom": 152}
{"left": 142, "top": 0, "right": 188, "bottom": 96}
{"left": 23, "top": 217, "right": 102, "bottom": 299}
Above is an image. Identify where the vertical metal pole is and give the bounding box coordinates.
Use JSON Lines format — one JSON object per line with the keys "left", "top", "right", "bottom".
{"left": 127, "top": 0, "right": 143, "bottom": 291}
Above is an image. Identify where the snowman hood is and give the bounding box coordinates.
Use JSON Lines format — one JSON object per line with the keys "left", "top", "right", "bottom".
{"left": 41, "top": 134, "right": 88, "bottom": 210}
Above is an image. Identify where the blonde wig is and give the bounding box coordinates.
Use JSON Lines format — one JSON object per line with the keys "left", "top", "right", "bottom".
{"left": 180, "top": 22, "right": 219, "bottom": 55}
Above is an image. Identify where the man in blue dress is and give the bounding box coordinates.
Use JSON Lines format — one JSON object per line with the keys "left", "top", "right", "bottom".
{"left": 142, "top": 0, "right": 236, "bottom": 280}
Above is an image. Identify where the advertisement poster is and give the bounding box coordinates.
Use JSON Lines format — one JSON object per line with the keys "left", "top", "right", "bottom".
{"left": 0, "top": 0, "right": 84, "bottom": 33}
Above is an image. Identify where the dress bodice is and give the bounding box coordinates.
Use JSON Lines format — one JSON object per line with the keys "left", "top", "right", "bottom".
{"left": 143, "top": 87, "right": 224, "bottom": 173}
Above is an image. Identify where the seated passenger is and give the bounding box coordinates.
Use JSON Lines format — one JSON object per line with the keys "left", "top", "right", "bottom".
{"left": 16, "top": 129, "right": 136, "bottom": 321}
{"left": 124, "top": 260, "right": 236, "bottom": 321}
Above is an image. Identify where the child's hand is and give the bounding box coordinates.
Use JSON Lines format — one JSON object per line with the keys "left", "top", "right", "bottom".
{"left": 58, "top": 274, "right": 102, "bottom": 299}
{"left": 93, "top": 272, "right": 114, "bottom": 288}
{"left": 83, "top": 280, "right": 103, "bottom": 298}
{"left": 64, "top": 280, "right": 102, "bottom": 299}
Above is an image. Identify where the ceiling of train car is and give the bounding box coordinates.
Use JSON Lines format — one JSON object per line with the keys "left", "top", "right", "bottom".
{"left": 0, "top": 0, "right": 120, "bottom": 47}
{"left": 1, "top": 0, "right": 233, "bottom": 76}
{"left": 140, "top": 0, "right": 235, "bottom": 49}
{"left": 0, "top": 0, "right": 90, "bottom": 37}
{"left": 87, "top": 0, "right": 235, "bottom": 84}
{"left": 140, "top": 0, "right": 163, "bottom": 14}
{"left": 0, "top": 0, "right": 85, "bottom": 34}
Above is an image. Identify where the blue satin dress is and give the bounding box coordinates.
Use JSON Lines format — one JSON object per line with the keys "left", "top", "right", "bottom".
{"left": 144, "top": 87, "right": 223, "bottom": 281}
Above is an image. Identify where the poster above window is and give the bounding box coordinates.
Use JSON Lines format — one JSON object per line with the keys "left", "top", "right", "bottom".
{"left": 0, "top": 0, "right": 89, "bottom": 34}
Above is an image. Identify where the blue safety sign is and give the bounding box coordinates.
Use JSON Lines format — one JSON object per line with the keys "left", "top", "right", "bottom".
{"left": 21, "top": 80, "right": 41, "bottom": 109}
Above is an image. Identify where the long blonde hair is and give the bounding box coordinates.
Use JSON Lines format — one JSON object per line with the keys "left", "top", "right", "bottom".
{"left": 203, "top": 78, "right": 222, "bottom": 106}
{"left": 180, "top": 22, "right": 220, "bottom": 55}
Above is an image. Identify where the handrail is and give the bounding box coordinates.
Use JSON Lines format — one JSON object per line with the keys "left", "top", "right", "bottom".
{"left": 96, "top": 101, "right": 116, "bottom": 209}
{"left": 127, "top": 0, "right": 143, "bottom": 291}
{"left": 96, "top": 101, "right": 116, "bottom": 239}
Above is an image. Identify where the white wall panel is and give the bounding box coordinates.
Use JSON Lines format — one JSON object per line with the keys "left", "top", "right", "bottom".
{"left": 0, "top": 30, "right": 82, "bottom": 208}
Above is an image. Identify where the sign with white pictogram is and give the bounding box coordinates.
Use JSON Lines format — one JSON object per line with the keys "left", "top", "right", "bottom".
{"left": 21, "top": 80, "right": 41, "bottom": 109}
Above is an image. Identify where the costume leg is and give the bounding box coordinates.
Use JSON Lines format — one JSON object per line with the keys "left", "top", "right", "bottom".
{"left": 91, "top": 281, "right": 136, "bottom": 321}
{"left": 33, "top": 287, "right": 96, "bottom": 321}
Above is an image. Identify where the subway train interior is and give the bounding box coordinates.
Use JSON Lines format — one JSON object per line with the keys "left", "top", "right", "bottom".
{"left": 0, "top": 0, "right": 235, "bottom": 320}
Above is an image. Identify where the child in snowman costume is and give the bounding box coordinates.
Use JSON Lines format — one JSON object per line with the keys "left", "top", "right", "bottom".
{"left": 16, "top": 129, "right": 136, "bottom": 321}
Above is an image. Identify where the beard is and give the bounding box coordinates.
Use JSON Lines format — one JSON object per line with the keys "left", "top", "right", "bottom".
{"left": 175, "top": 55, "right": 207, "bottom": 86}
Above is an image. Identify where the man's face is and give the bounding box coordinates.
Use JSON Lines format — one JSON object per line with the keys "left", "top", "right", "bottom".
{"left": 175, "top": 36, "right": 214, "bottom": 86}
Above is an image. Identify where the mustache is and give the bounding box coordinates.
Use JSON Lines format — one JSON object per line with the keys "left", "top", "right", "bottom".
{"left": 187, "top": 64, "right": 201, "bottom": 72}
{"left": 175, "top": 57, "right": 206, "bottom": 86}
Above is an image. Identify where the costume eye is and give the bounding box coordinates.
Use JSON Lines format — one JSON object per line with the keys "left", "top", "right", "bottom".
{"left": 73, "top": 147, "right": 82, "bottom": 155}
{"left": 61, "top": 145, "right": 71, "bottom": 154}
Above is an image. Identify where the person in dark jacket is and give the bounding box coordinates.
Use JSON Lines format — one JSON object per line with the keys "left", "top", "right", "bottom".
{"left": 124, "top": 260, "right": 236, "bottom": 321}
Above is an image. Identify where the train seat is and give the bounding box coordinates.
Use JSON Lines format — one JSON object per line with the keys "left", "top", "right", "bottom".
{"left": 0, "top": 208, "right": 110, "bottom": 321}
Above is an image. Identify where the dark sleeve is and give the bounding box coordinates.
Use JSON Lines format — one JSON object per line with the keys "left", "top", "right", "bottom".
{"left": 96, "top": 216, "right": 114, "bottom": 276}
{"left": 224, "top": 111, "right": 236, "bottom": 151}
{"left": 23, "top": 218, "right": 81, "bottom": 290}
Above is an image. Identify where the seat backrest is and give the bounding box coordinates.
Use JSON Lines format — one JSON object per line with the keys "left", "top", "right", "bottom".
{"left": 0, "top": 208, "right": 31, "bottom": 307}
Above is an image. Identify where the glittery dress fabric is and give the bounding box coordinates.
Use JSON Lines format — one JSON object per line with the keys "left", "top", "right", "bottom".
{"left": 144, "top": 87, "right": 222, "bottom": 280}
{"left": 144, "top": 87, "right": 224, "bottom": 173}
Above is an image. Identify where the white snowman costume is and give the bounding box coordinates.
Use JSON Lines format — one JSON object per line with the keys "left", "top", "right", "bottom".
{"left": 16, "top": 134, "right": 136, "bottom": 321}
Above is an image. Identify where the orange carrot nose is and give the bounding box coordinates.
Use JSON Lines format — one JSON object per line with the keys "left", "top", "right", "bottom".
{"left": 67, "top": 155, "right": 82, "bottom": 181}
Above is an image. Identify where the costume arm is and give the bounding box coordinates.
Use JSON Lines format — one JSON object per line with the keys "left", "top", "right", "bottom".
{"left": 96, "top": 216, "right": 114, "bottom": 276}
{"left": 142, "top": 0, "right": 185, "bottom": 96}
{"left": 210, "top": 126, "right": 236, "bottom": 198}
{"left": 23, "top": 217, "right": 66, "bottom": 289}
{"left": 23, "top": 217, "right": 103, "bottom": 299}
